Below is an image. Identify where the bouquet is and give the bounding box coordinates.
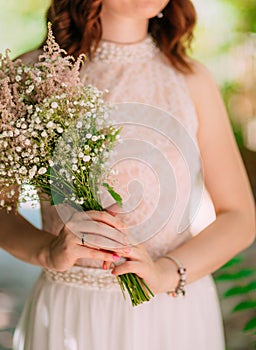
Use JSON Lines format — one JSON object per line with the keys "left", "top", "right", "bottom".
{"left": 0, "top": 25, "right": 153, "bottom": 306}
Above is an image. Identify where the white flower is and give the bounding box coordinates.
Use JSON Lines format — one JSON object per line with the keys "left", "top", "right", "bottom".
{"left": 91, "top": 135, "right": 98, "bottom": 142}
{"left": 15, "top": 75, "right": 22, "bottom": 82}
{"left": 78, "top": 152, "right": 84, "bottom": 158}
{"left": 51, "top": 101, "right": 58, "bottom": 109}
{"left": 29, "top": 166, "right": 37, "bottom": 179}
{"left": 16, "top": 146, "right": 22, "bottom": 153}
{"left": 26, "top": 84, "right": 34, "bottom": 94}
{"left": 86, "top": 133, "right": 92, "bottom": 139}
{"left": 57, "top": 127, "right": 64, "bottom": 133}
{"left": 41, "top": 131, "right": 47, "bottom": 138}
{"left": 46, "top": 121, "right": 54, "bottom": 128}
{"left": 72, "top": 164, "right": 78, "bottom": 171}
{"left": 24, "top": 139, "right": 31, "bottom": 146}
{"left": 76, "top": 121, "right": 83, "bottom": 129}
{"left": 38, "top": 167, "right": 47, "bottom": 175}
{"left": 83, "top": 155, "right": 90, "bottom": 162}
{"left": 49, "top": 160, "right": 54, "bottom": 167}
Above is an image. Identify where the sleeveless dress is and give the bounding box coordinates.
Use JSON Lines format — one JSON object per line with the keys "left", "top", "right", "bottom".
{"left": 13, "top": 37, "right": 225, "bottom": 350}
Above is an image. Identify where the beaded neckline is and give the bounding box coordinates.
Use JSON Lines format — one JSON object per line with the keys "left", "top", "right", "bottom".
{"left": 92, "top": 36, "right": 159, "bottom": 64}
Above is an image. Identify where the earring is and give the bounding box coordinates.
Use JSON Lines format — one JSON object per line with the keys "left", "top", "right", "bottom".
{"left": 157, "top": 12, "right": 164, "bottom": 18}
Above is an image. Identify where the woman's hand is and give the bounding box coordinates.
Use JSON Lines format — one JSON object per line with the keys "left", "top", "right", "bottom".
{"left": 111, "top": 245, "right": 178, "bottom": 294}
{"left": 40, "top": 210, "right": 129, "bottom": 272}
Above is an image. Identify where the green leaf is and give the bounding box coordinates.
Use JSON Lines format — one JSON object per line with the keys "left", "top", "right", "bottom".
{"left": 50, "top": 193, "right": 65, "bottom": 205}
{"left": 232, "top": 300, "right": 256, "bottom": 313}
{"left": 103, "top": 182, "right": 122, "bottom": 207}
{"left": 244, "top": 281, "right": 256, "bottom": 293}
{"left": 215, "top": 269, "right": 255, "bottom": 281}
{"left": 223, "top": 286, "right": 246, "bottom": 298}
{"left": 243, "top": 318, "right": 256, "bottom": 332}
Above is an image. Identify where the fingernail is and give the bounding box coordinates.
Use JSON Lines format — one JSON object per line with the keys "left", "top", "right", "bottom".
{"left": 112, "top": 254, "right": 120, "bottom": 261}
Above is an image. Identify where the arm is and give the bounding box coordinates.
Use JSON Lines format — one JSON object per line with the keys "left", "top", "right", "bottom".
{"left": 112, "top": 62, "right": 256, "bottom": 293}
{"left": 0, "top": 200, "right": 126, "bottom": 271}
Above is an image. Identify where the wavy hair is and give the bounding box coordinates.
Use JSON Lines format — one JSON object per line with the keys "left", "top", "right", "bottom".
{"left": 45, "top": 0, "right": 196, "bottom": 73}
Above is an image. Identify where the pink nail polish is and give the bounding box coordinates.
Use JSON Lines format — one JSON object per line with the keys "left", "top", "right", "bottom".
{"left": 113, "top": 254, "right": 120, "bottom": 261}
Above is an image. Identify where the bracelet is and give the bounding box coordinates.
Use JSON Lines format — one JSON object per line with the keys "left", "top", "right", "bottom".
{"left": 161, "top": 255, "right": 187, "bottom": 297}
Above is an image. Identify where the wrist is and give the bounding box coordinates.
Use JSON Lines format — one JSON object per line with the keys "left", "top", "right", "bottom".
{"left": 155, "top": 257, "right": 179, "bottom": 293}
{"left": 36, "top": 234, "right": 54, "bottom": 269}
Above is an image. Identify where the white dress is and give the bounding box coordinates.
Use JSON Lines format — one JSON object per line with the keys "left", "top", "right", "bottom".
{"left": 13, "top": 37, "right": 225, "bottom": 350}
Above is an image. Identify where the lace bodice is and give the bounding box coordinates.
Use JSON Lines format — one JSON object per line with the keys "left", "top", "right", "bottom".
{"left": 40, "top": 36, "right": 203, "bottom": 266}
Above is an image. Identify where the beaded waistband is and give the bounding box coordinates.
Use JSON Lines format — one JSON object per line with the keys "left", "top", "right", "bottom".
{"left": 43, "top": 266, "right": 119, "bottom": 290}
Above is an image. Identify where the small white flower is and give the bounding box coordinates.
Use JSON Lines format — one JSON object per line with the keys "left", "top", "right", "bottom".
{"left": 83, "top": 155, "right": 90, "bottom": 162}
{"left": 72, "top": 164, "right": 78, "bottom": 171}
{"left": 49, "top": 160, "right": 54, "bottom": 167}
{"left": 15, "top": 75, "right": 22, "bottom": 82}
{"left": 26, "top": 84, "right": 34, "bottom": 94}
{"left": 86, "top": 133, "right": 92, "bottom": 139}
{"left": 16, "top": 146, "right": 22, "bottom": 152}
{"left": 41, "top": 131, "right": 47, "bottom": 138}
{"left": 29, "top": 166, "right": 37, "bottom": 179}
{"left": 24, "top": 139, "right": 31, "bottom": 146}
{"left": 57, "top": 127, "right": 64, "bottom": 133}
{"left": 38, "top": 167, "right": 47, "bottom": 175}
{"left": 78, "top": 152, "right": 84, "bottom": 158}
{"left": 76, "top": 121, "right": 83, "bottom": 129}
{"left": 91, "top": 135, "right": 98, "bottom": 142}
{"left": 51, "top": 101, "right": 59, "bottom": 109}
{"left": 46, "top": 121, "right": 54, "bottom": 128}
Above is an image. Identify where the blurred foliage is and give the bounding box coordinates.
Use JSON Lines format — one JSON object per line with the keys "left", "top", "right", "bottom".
{"left": 215, "top": 256, "right": 256, "bottom": 349}
{"left": 222, "top": 0, "right": 256, "bottom": 33}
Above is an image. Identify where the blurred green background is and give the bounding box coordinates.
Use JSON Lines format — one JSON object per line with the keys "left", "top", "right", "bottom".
{"left": 0, "top": 0, "right": 255, "bottom": 349}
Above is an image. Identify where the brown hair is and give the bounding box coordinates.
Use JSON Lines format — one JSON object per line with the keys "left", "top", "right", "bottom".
{"left": 46, "top": 0, "right": 196, "bottom": 73}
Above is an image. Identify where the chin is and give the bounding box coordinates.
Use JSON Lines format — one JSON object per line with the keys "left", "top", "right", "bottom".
{"left": 134, "top": 1, "right": 169, "bottom": 18}
{"left": 102, "top": 0, "right": 169, "bottom": 20}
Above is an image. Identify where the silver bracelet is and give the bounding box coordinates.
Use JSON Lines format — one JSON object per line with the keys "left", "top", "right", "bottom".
{"left": 161, "top": 255, "right": 187, "bottom": 297}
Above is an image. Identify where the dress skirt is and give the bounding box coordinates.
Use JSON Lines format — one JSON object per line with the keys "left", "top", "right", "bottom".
{"left": 13, "top": 266, "right": 225, "bottom": 350}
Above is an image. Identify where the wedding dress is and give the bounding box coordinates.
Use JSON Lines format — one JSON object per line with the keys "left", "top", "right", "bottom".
{"left": 13, "top": 36, "right": 225, "bottom": 350}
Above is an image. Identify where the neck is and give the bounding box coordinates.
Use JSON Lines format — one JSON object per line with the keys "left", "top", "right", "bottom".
{"left": 100, "top": 8, "right": 148, "bottom": 44}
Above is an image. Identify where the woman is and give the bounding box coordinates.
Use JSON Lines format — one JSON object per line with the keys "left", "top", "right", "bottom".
{"left": 0, "top": 0, "right": 255, "bottom": 349}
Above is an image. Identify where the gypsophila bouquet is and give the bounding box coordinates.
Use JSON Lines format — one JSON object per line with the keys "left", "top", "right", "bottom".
{"left": 0, "top": 25, "right": 153, "bottom": 306}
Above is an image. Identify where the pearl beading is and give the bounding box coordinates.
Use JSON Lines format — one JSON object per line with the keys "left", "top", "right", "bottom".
{"left": 92, "top": 36, "right": 159, "bottom": 64}
{"left": 43, "top": 267, "right": 119, "bottom": 289}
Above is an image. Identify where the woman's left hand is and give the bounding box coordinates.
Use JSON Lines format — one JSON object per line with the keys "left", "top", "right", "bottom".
{"left": 111, "top": 244, "right": 178, "bottom": 295}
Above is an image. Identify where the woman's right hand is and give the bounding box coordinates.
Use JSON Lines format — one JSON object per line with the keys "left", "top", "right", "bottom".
{"left": 41, "top": 210, "right": 129, "bottom": 272}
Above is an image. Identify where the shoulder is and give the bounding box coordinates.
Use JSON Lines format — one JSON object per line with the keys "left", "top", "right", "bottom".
{"left": 15, "top": 49, "right": 43, "bottom": 64}
{"left": 185, "top": 59, "right": 219, "bottom": 98}
{"left": 184, "top": 58, "right": 223, "bottom": 121}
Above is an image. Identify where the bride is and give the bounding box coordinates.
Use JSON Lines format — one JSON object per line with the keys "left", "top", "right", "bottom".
{"left": 0, "top": 0, "right": 255, "bottom": 349}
